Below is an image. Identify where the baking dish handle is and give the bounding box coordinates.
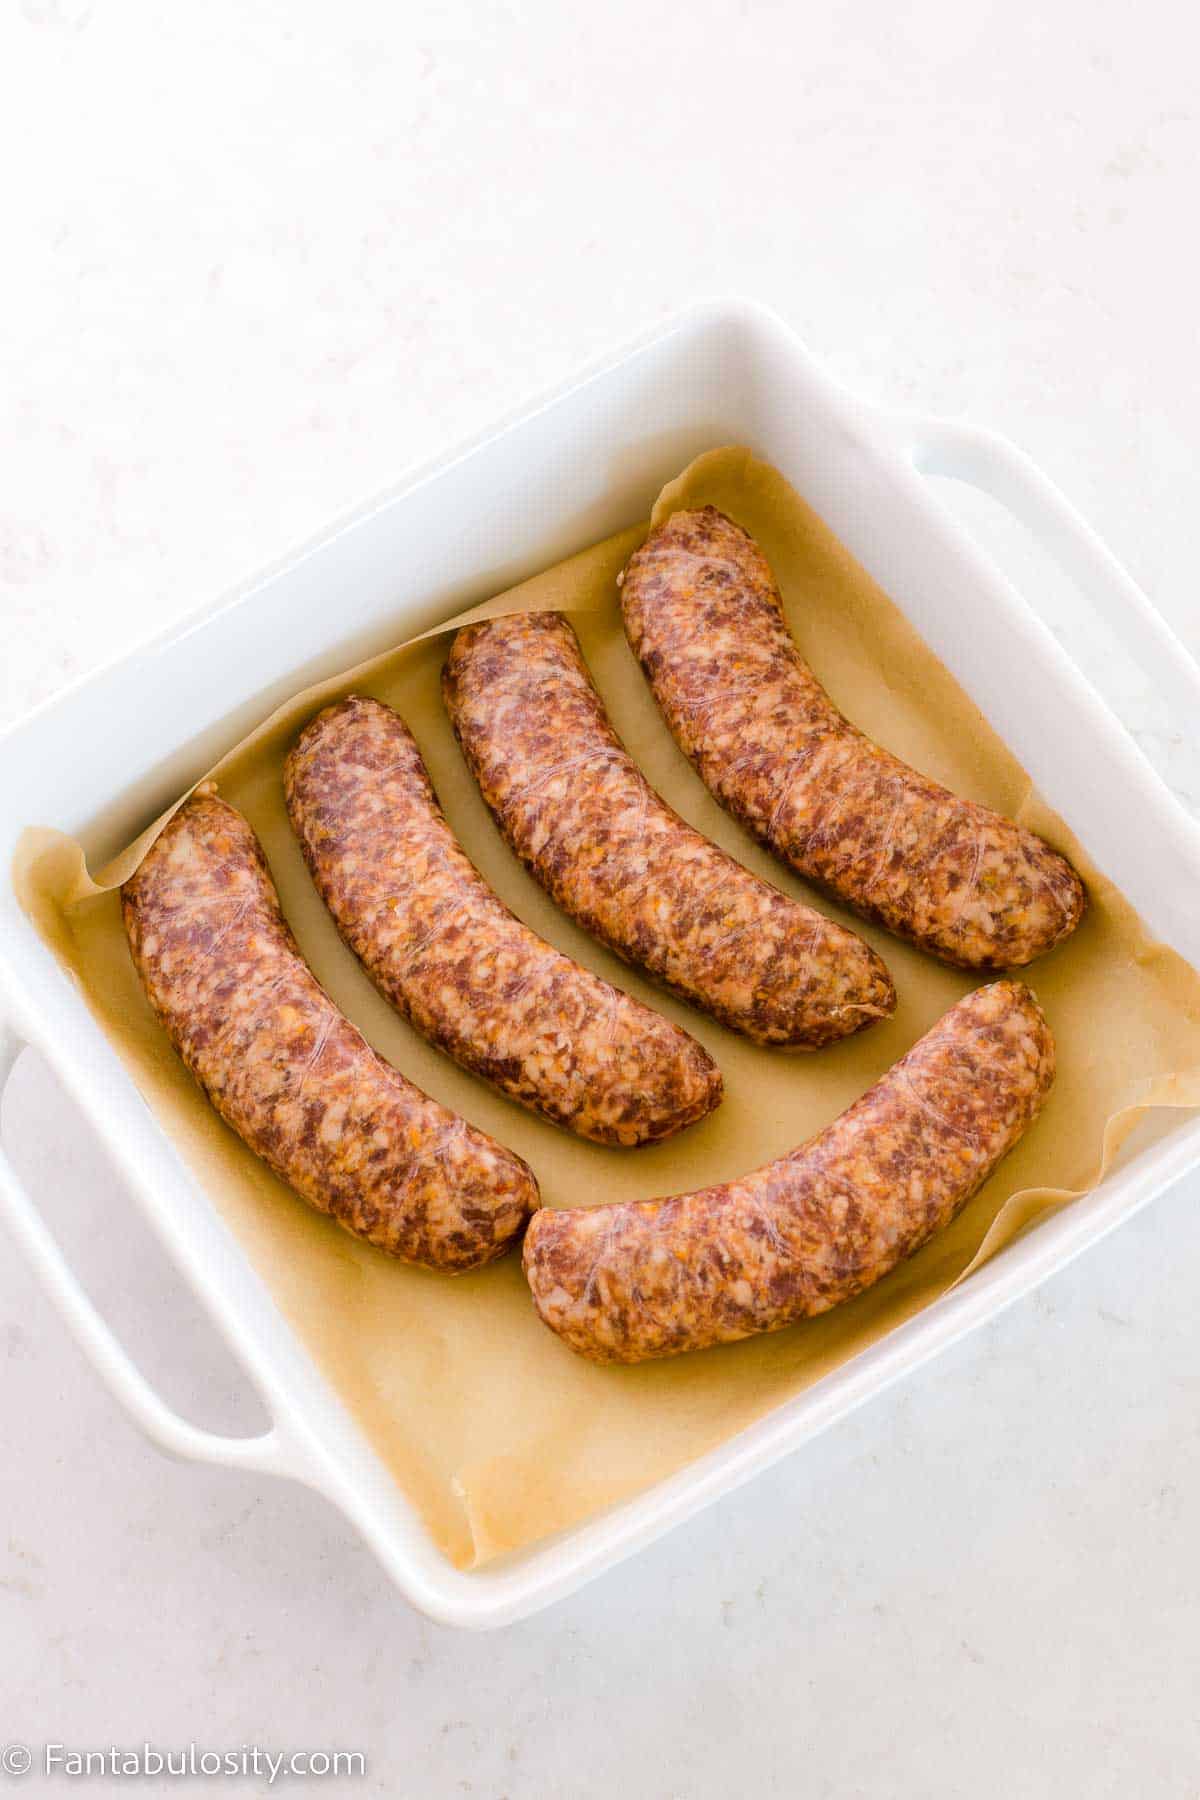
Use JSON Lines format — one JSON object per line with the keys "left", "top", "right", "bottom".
{"left": 0, "top": 1026, "right": 289, "bottom": 1476}
{"left": 896, "top": 416, "right": 1200, "bottom": 726}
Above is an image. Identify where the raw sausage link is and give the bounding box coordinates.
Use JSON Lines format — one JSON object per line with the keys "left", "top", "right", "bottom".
{"left": 620, "top": 507, "right": 1086, "bottom": 970}
{"left": 523, "top": 980, "right": 1054, "bottom": 1362}
{"left": 284, "top": 695, "right": 722, "bottom": 1146}
{"left": 121, "top": 789, "right": 537, "bottom": 1271}
{"left": 442, "top": 613, "right": 895, "bottom": 1049}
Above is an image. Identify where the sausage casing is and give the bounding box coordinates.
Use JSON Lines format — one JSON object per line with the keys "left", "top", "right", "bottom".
{"left": 523, "top": 980, "right": 1054, "bottom": 1361}
{"left": 442, "top": 613, "right": 895, "bottom": 1049}
{"left": 284, "top": 695, "right": 722, "bottom": 1146}
{"left": 121, "top": 789, "right": 537, "bottom": 1271}
{"left": 620, "top": 507, "right": 1086, "bottom": 970}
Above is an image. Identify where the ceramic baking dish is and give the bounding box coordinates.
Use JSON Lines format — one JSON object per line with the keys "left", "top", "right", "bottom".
{"left": 4, "top": 299, "right": 1200, "bottom": 1629}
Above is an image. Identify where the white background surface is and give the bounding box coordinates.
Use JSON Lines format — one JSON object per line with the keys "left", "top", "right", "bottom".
{"left": 3, "top": 1, "right": 1199, "bottom": 1793}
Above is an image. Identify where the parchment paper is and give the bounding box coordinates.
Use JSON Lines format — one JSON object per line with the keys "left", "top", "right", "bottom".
{"left": 16, "top": 448, "right": 1200, "bottom": 1569}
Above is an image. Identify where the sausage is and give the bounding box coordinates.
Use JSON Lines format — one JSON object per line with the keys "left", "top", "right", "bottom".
{"left": 284, "top": 695, "right": 722, "bottom": 1146}
{"left": 121, "top": 788, "right": 537, "bottom": 1271}
{"left": 523, "top": 980, "right": 1054, "bottom": 1362}
{"left": 442, "top": 613, "right": 896, "bottom": 1049}
{"left": 620, "top": 507, "right": 1086, "bottom": 970}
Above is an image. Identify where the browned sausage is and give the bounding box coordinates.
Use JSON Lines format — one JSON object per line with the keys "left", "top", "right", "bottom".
{"left": 442, "top": 613, "right": 895, "bottom": 1049}
{"left": 523, "top": 980, "right": 1054, "bottom": 1361}
{"left": 620, "top": 507, "right": 1086, "bottom": 970}
{"left": 121, "top": 788, "right": 537, "bottom": 1271}
{"left": 283, "top": 695, "right": 722, "bottom": 1146}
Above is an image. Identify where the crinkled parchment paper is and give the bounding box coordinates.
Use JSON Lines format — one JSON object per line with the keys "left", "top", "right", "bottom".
{"left": 15, "top": 448, "right": 1200, "bottom": 1569}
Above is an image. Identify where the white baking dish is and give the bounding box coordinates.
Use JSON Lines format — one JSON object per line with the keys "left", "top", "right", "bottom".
{"left": 4, "top": 299, "right": 1200, "bottom": 1630}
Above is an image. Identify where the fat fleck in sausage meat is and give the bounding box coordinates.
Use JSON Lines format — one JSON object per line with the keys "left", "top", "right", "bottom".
{"left": 442, "top": 614, "right": 895, "bottom": 1049}
{"left": 620, "top": 507, "right": 1086, "bottom": 970}
{"left": 121, "top": 788, "right": 537, "bottom": 1270}
{"left": 284, "top": 695, "right": 722, "bottom": 1146}
{"left": 523, "top": 980, "right": 1054, "bottom": 1361}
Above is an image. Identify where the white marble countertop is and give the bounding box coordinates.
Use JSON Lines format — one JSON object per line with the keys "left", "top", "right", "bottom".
{"left": 3, "top": 2, "right": 1199, "bottom": 1793}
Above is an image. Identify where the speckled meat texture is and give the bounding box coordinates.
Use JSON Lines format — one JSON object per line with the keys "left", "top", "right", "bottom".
{"left": 441, "top": 613, "right": 895, "bottom": 1049}
{"left": 524, "top": 981, "right": 1055, "bottom": 1362}
{"left": 121, "top": 788, "right": 537, "bottom": 1271}
{"left": 620, "top": 507, "right": 1086, "bottom": 971}
{"left": 284, "top": 696, "right": 722, "bottom": 1146}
